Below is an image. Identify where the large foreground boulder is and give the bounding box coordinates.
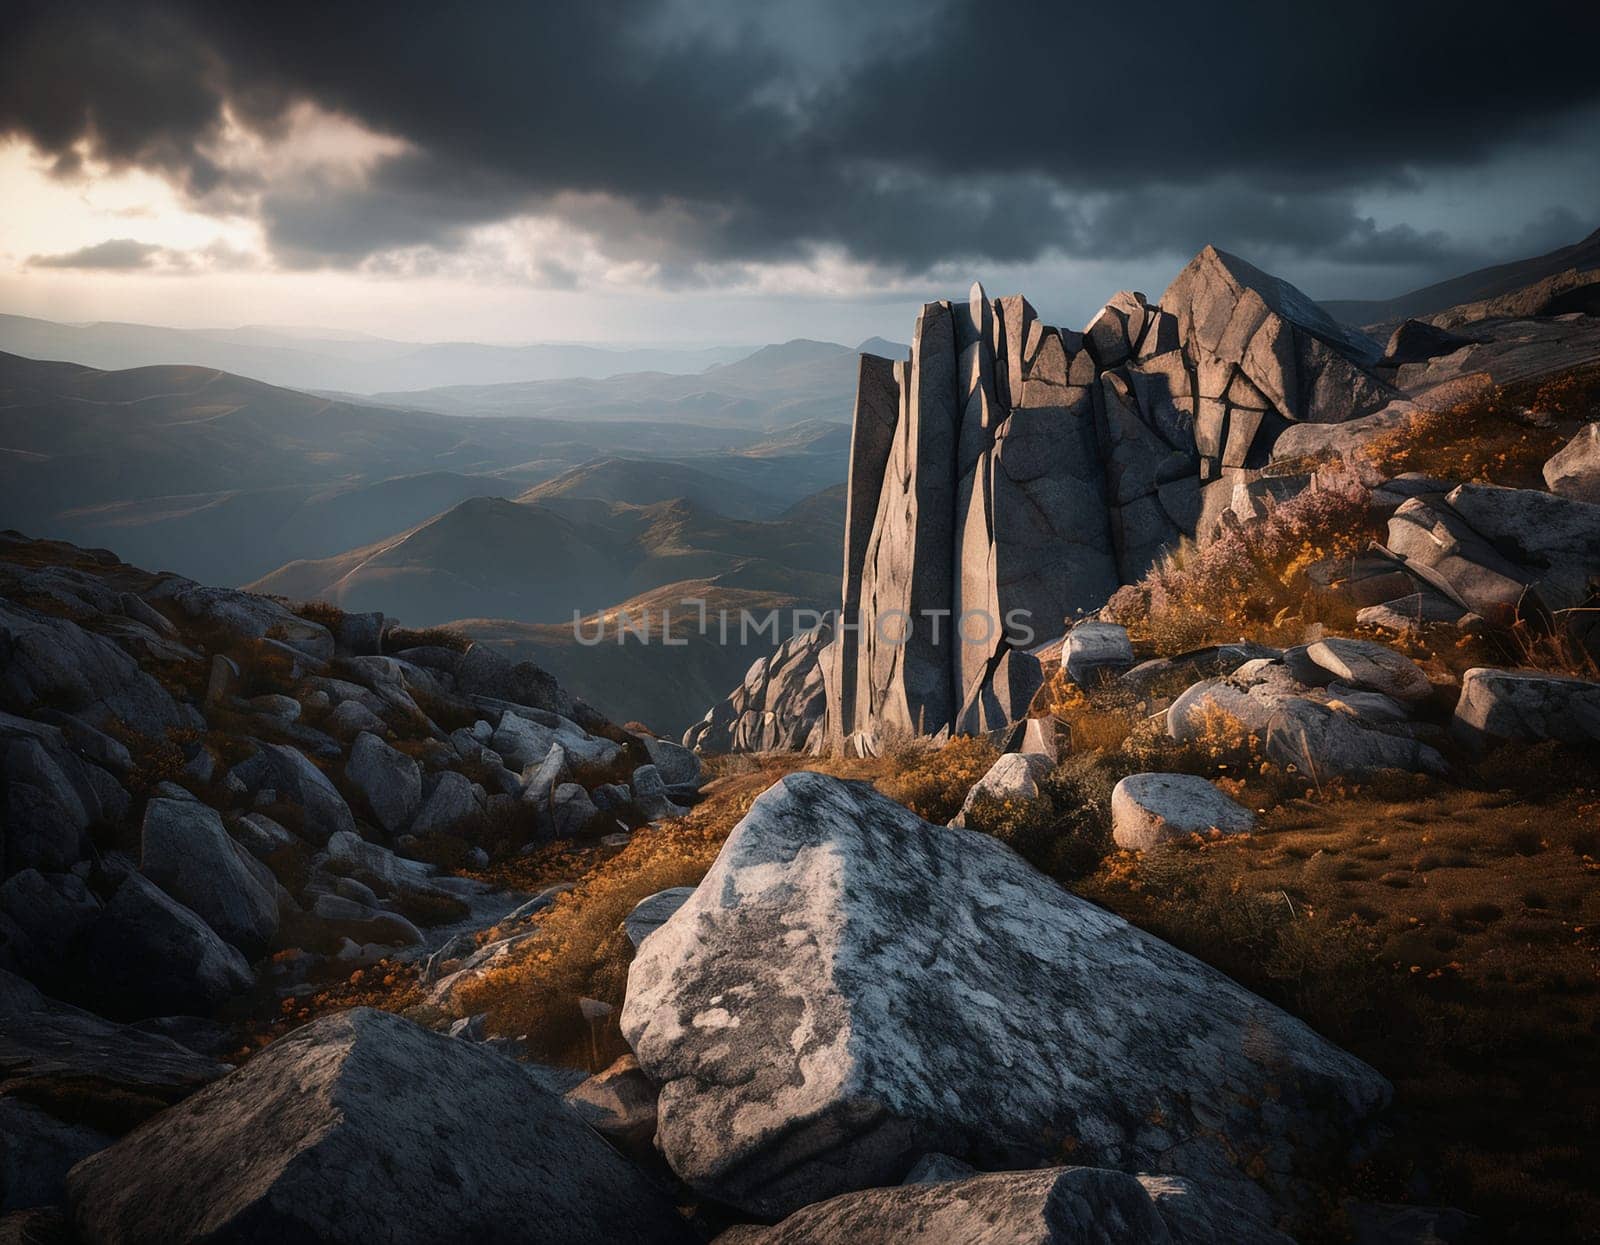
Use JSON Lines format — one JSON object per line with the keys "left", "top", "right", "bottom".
{"left": 66, "top": 1008, "right": 693, "bottom": 1245}
{"left": 624, "top": 773, "right": 1389, "bottom": 1221}
{"left": 722, "top": 1167, "right": 1293, "bottom": 1245}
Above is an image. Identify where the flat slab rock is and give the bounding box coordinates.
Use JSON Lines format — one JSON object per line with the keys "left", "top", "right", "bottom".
{"left": 719, "top": 1166, "right": 1294, "bottom": 1245}
{"left": 1111, "top": 773, "right": 1255, "bottom": 851}
{"left": 66, "top": 1007, "right": 693, "bottom": 1245}
{"left": 623, "top": 773, "right": 1389, "bottom": 1221}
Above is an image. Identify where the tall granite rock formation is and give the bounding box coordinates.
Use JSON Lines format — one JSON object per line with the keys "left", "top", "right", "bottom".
{"left": 687, "top": 246, "right": 1392, "bottom": 753}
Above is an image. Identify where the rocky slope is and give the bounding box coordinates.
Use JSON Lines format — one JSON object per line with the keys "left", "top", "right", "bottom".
{"left": 685, "top": 247, "right": 1600, "bottom": 756}
{"left": 0, "top": 531, "right": 710, "bottom": 1216}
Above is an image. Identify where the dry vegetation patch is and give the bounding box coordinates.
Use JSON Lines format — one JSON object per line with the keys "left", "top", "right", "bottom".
{"left": 1076, "top": 777, "right": 1600, "bottom": 1240}
{"left": 1104, "top": 471, "right": 1379, "bottom": 653}
{"left": 1363, "top": 365, "right": 1599, "bottom": 488}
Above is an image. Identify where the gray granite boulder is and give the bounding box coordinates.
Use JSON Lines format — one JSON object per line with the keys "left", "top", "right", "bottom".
{"left": 0, "top": 870, "right": 99, "bottom": 985}
{"left": 1062, "top": 621, "right": 1135, "bottom": 687}
{"left": 950, "top": 752, "right": 1053, "bottom": 828}
{"left": 1167, "top": 661, "right": 1447, "bottom": 778}
{"left": 551, "top": 783, "right": 599, "bottom": 839}
{"left": 1441, "top": 482, "right": 1600, "bottom": 611}
{"left": 0, "top": 602, "right": 188, "bottom": 737}
{"left": 1111, "top": 774, "right": 1255, "bottom": 851}
{"left": 1450, "top": 667, "right": 1600, "bottom": 751}
{"left": 639, "top": 736, "right": 701, "bottom": 788}
{"left": 624, "top": 773, "right": 1389, "bottom": 1220}
{"left": 623, "top": 887, "right": 695, "bottom": 949}
{"left": 144, "top": 579, "right": 333, "bottom": 662}
{"left": 1543, "top": 421, "right": 1600, "bottom": 503}
{"left": 409, "top": 771, "right": 481, "bottom": 838}
{"left": 492, "top": 711, "right": 620, "bottom": 771}
{"left": 0, "top": 713, "right": 120, "bottom": 877}
{"left": 684, "top": 617, "right": 834, "bottom": 754}
{"left": 65, "top": 1008, "right": 693, "bottom": 1245}
{"left": 631, "top": 764, "right": 686, "bottom": 821}
{"left": 721, "top": 1167, "right": 1170, "bottom": 1244}
{"left": 0, "top": 1097, "right": 113, "bottom": 1213}
{"left": 84, "top": 872, "right": 253, "bottom": 1017}
{"left": 564, "top": 1053, "right": 659, "bottom": 1150}
{"left": 228, "top": 745, "right": 355, "bottom": 845}
{"left": 344, "top": 732, "right": 421, "bottom": 835}
{"left": 139, "top": 799, "right": 277, "bottom": 958}
{"left": 1304, "top": 638, "right": 1431, "bottom": 703}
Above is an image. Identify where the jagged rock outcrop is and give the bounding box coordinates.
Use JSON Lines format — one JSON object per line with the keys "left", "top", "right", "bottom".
{"left": 623, "top": 773, "right": 1390, "bottom": 1220}
{"left": 683, "top": 614, "right": 834, "bottom": 752}
{"left": 701, "top": 247, "right": 1393, "bottom": 752}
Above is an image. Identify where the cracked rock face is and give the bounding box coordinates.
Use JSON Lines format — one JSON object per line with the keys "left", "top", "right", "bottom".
{"left": 622, "top": 772, "right": 1390, "bottom": 1220}
{"left": 801, "top": 248, "right": 1389, "bottom": 753}
{"left": 682, "top": 614, "right": 835, "bottom": 752}
{"left": 66, "top": 1008, "right": 694, "bottom": 1245}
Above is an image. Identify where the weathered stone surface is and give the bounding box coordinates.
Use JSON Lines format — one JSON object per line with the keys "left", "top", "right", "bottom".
{"left": 624, "top": 773, "right": 1390, "bottom": 1220}
{"left": 326, "top": 698, "right": 386, "bottom": 740}
{"left": 1118, "top": 644, "right": 1281, "bottom": 701}
{"left": 519, "top": 742, "right": 569, "bottom": 818}
{"left": 1544, "top": 421, "right": 1600, "bottom": 503}
{"left": 0, "top": 870, "right": 98, "bottom": 985}
{"left": 1450, "top": 667, "right": 1600, "bottom": 751}
{"left": 0, "top": 602, "right": 188, "bottom": 737}
{"left": 1379, "top": 319, "right": 1477, "bottom": 367}
{"left": 0, "top": 713, "right": 117, "bottom": 877}
{"left": 140, "top": 799, "right": 277, "bottom": 958}
{"left": 854, "top": 302, "right": 960, "bottom": 740}
{"left": 624, "top": 887, "right": 695, "bottom": 948}
{"left": 1111, "top": 773, "right": 1256, "bottom": 850}
{"left": 684, "top": 616, "right": 834, "bottom": 753}
{"left": 1166, "top": 661, "right": 1447, "bottom": 778}
{"left": 1305, "top": 638, "right": 1432, "bottom": 702}
{"left": 1441, "top": 482, "right": 1600, "bottom": 610}
{"left": 0, "top": 1096, "right": 113, "bottom": 1213}
{"left": 631, "top": 764, "right": 685, "bottom": 821}
{"left": 145, "top": 578, "right": 333, "bottom": 661}
{"left": 344, "top": 732, "right": 421, "bottom": 835}
{"left": 1355, "top": 591, "right": 1473, "bottom": 633}
{"left": 1062, "top": 621, "right": 1135, "bottom": 687}
{"left": 950, "top": 752, "right": 1053, "bottom": 828}
{"left": 1162, "top": 246, "right": 1390, "bottom": 425}
{"left": 551, "top": 783, "right": 598, "bottom": 838}
{"left": 301, "top": 893, "right": 422, "bottom": 950}
{"left": 66, "top": 1008, "right": 693, "bottom": 1245}
{"left": 84, "top": 872, "right": 253, "bottom": 1018}
{"left": 1384, "top": 496, "right": 1537, "bottom": 625}
{"left": 722, "top": 1167, "right": 1171, "bottom": 1244}
{"left": 227, "top": 745, "right": 355, "bottom": 845}
{"left": 409, "top": 771, "right": 480, "bottom": 838}
{"left": 565, "top": 1053, "right": 659, "bottom": 1150}
{"left": 639, "top": 736, "right": 701, "bottom": 789}
{"left": 492, "top": 710, "right": 620, "bottom": 771}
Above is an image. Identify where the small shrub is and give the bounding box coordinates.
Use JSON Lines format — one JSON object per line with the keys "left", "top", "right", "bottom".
{"left": 963, "top": 753, "right": 1120, "bottom": 883}
{"left": 877, "top": 735, "right": 998, "bottom": 824}
{"left": 1104, "top": 469, "right": 1376, "bottom": 654}
{"left": 293, "top": 599, "right": 347, "bottom": 630}
{"left": 386, "top": 625, "right": 472, "bottom": 654}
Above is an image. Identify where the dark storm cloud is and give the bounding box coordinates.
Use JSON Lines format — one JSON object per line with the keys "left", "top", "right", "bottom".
{"left": 28, "top": 238, "right": 165, "bottom": 270}
{"left": 4, "top": 0, "right": 1598, "bottom": 277}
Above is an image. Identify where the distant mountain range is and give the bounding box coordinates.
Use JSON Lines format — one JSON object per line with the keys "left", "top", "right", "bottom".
{"left": 0, "top": 314, "right": 760, "bottom": 392}
{"left": 1323, "top": 225, "right": 1600, "bottom": 328}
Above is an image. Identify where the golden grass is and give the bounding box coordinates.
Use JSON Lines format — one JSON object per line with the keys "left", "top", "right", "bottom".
{"left": 1362, "top": 366, "right": 1598, "bottom": 489}
{"left": 1078, "top": 779, "right": 1600, "bottom": 1241}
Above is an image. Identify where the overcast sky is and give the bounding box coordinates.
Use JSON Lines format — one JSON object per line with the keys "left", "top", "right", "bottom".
{"left": 2, "top": 0, "right": 1598, "bottom": 344}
